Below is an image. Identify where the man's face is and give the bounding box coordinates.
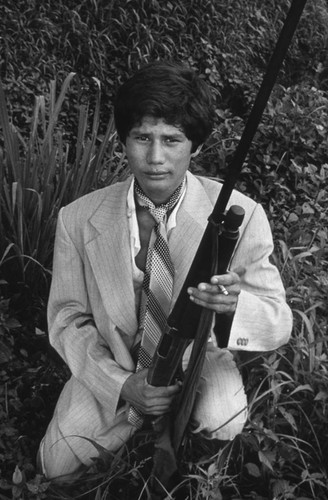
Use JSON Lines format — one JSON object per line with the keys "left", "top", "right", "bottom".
{"left": 125, "top": 116, "right": 195, "bottom": 205}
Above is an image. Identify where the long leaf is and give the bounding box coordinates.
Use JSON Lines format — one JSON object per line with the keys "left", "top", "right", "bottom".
{"left": 0, "top": 79, "right": 19, "bottom": 177}
{"left": 75, "top": 103, "right": 89, "bottom": 166}
{"left": 41, "top": 72, "right": 76, "bottom": 156}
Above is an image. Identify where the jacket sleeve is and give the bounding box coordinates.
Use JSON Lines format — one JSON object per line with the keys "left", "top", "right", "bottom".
{"left": 47, "top": 208, "right": 133, "bottom": 416}
{"left": 226, "top": 202, "right": 293, "bottom": 351}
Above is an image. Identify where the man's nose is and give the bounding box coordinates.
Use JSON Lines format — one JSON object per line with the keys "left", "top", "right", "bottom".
{"left": 147, "top": 141, "right": 165, "bottom": 164}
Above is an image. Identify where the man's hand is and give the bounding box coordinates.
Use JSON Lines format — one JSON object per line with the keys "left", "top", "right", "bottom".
{"left": 187, "top": 267, "right": 246, "bottom": 315}
{"left": 121, "top": 368, "right": 181, "bottom": 416}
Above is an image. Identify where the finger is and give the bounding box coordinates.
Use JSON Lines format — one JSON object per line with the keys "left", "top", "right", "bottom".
{"left": 211, "top": 272, "right": 242, "bottom": 287}
{"left": 192, "top": 289, "right": 230, "bottom": 303}
{"left": 187, "top": 287, "right": 238, "bottom": 314}
{"left": 190, "top": 296, "right": 237, "bottom": 314}
{"left": 190, "top": 292, "right": 237, "bottom": 308}
{"left": 190, "top": 274, "right": 239, "bottom": 296}
{"left": 145, "top": 381, "right": 182, "bottom": 397}
{"left": 188, "top": 283, "right": 239, "bottom": 299}
{"left": 143, "top": 397, "right": 176, "bottom": 414}
{"left": 128, "top": 388, "right": 176, "bottom": 413}
{"left": 206, "top": 293, "right": 236, "bottom": 305}
{"left": 139, "top": 390, "right": 179, "bottom": 415}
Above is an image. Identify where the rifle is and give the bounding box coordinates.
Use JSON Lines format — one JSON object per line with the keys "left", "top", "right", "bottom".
{"left": 146, "top": 0, "right": 308, "bottom": 488}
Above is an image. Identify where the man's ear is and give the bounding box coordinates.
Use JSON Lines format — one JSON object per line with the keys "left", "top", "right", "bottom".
{"left": 191, "top": 144, "right": 203, "bottom": 158}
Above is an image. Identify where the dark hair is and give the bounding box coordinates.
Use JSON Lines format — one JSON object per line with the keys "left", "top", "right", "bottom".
{"left": 114, "top": 61, "right": 215, "bottom": 151}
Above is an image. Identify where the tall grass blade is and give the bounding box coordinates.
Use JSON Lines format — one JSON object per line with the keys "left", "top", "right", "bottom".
{"left": 0, "top": 80, "right": 19, "bottom": 178}
{"left": 42, "top": 72, "right": 76, "bottom": 155}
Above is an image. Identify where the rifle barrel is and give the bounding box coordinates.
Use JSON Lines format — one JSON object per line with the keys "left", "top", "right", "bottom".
{"left": 216, "top": 0, "right": 308, "bottom": 215}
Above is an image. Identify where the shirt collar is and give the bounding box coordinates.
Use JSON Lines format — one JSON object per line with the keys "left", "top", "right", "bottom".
{"left": 127, "top": 176, "right": 187, "bottom": 247}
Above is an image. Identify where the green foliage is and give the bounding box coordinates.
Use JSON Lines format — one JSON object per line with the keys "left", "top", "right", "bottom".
{"left": 244, "top": 84, "right": 328, "bottom": 197}
{"left": 0, "top": 73, "right": 126, "bottom": 304}
{"left": 0, "top": 0, "right": 327, "bottom": 135}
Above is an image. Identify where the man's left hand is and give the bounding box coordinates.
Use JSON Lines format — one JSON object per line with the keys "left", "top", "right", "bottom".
{"left": 187, "top": 267, "right": 245, "bottom": 315}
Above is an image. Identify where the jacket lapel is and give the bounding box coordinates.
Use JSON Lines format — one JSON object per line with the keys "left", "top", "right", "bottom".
{"left": 85, "top": 178, "right": 139, "bottom": 336}
{"left": 83, "top": 173, "right": 218, "bottom": 334}
{"left": 170, "top": 172, "right": 216, "bottom": 305}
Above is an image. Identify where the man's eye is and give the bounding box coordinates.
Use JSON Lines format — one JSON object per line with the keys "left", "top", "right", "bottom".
{"left": 136, "top": 135, "right": 149, "bottom": 141}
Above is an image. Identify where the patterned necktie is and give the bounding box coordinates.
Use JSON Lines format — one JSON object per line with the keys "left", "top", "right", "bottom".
{"left": 128, "top": 179, "right": 185, "bottom": 427}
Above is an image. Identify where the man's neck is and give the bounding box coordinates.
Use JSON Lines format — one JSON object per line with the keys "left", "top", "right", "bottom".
{"left": 134, "top": 205, "right": 155, "bottom": 272}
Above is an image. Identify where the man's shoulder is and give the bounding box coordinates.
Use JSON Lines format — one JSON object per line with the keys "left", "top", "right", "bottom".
{"left": 193, "top": 173, "right": 257, "bottom": 210}
{"left": 59, "top": 177, "right": 132, "bottom": 233}
{"left": 62, "top": 178, "right": 131, "bottom": 216}
{"left": 194, "top": 174, "right": 222, "bottom": 195}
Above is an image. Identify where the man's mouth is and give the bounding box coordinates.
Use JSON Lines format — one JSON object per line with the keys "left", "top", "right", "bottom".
{"left": 145, "top": 171, "right": 168, "bottom": 177}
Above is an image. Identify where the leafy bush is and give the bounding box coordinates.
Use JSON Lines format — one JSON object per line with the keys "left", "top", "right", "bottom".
{"left": 0, "top": 73, "right": 126, "bottom": 308}
{"left": 1, "top": 0, "right": 327, "bottom": 136}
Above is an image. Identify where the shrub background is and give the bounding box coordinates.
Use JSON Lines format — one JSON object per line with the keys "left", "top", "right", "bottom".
{"left": 0, "top": 0, "right": 327, "bottom": 498}
{"left": 1, "top": 0, "right": 327, "bottom": 132}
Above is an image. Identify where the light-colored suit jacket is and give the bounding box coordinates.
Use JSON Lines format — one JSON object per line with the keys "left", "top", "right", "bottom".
{"left": 48, "top": 171, "right": 292, "bottom": 424}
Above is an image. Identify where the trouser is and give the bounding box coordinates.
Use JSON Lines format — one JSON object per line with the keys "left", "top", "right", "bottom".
{"left": 38, "top": 346, "right": 247, "bottom": 481}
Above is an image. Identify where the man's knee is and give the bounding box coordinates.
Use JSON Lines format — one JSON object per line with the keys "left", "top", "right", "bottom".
{"left": 190, "top": 347, "right": 248, "bottom": 440}
{"left": 191, "top": 395, "right": 247, "bottom": 440}
{"left": 39, "top": 434, "right": 85, "bottom": 481}
{"left": 39, "top": 408, "right": 137, "bottom": 480}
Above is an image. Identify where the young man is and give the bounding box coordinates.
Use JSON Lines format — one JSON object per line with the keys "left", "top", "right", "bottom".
{"left": 39, "top": 61, "right": 292, "bottom": 480}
